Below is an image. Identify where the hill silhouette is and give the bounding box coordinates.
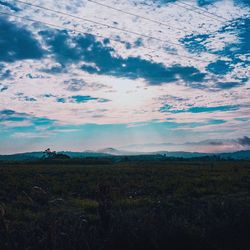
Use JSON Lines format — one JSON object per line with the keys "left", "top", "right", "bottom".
{"left": 0, "top": 149, "right": 250, "bottom": 161}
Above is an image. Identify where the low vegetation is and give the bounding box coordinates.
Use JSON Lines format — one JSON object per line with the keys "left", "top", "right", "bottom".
{"left": 1, "top": 159, "right": 250, "bottom": 250}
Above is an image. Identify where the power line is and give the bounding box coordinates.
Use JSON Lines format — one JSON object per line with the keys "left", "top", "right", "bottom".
{"left": 169, "top": 1, "right": 225, "bottom": 23}
{"left": 87, "top": 0, "right": 218, "bottom": 36}
{"left": 12, "top": 0, "right": 184, "bottom": 49}
{"left": 86, "top": 0, "right": 192, "bottom": 34}
{"left": 87, "top": 0, "right": 229, "bottom": 36}
{"left": 179, "top": 1, "right": 229, "bottom": 22}
{"left": 0, "top": 10, "right": 211, "bottom": 63}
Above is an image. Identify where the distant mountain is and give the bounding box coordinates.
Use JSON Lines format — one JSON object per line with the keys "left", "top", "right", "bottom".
{"left": 0, "top": 152, "right": 44, "bottom": 161}
{"left": 97, "top": 148, "right": 138, "bottom": 155}
{"left": 0, "top": 150, "right": 250, "bottom": 161}
{"left": 154, "top": 150, "right": 250, "bottom": 160}
{"left": 155, "top": 151, "right": 210, "bottom": 158}
{"left": 60, "top": 151, "right": 109, "bottom": 158}
{"left": 218, "top": 150, "right": 250, "bottom": 160}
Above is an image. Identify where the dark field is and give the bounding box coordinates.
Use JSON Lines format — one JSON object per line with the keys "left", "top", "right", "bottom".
{"left": 1, "top": 159, "right": 250, "bottom": 250}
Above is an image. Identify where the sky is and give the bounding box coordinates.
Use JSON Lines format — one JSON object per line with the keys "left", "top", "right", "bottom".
{"left": 0, "top": 0, "right": 249, "bottom": 154}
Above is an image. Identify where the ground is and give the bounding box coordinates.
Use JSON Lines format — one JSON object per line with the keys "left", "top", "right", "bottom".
{"left": 1, "top": 159, "right": 250, "bottom": 250}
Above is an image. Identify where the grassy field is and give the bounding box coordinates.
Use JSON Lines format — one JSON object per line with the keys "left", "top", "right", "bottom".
{"left": 1, "top": 159, "right": 250, "bottom": 250}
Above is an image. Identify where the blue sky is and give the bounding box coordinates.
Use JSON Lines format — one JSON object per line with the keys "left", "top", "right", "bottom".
{"left": 0, "top": 0, "right": 249, "bottom": 154}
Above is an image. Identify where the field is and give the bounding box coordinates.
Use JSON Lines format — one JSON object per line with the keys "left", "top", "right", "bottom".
{"left": 1, "top": 159, "right": 250, "bottom": 250}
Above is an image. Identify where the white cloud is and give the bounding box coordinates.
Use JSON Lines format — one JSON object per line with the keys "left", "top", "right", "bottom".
{"left": 0, "top": 0, "right": 249, "bottom": 139}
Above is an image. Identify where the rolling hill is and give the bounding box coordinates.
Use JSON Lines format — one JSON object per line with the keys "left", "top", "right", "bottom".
{"left": 0, "top": 149, "right": 250, "bottom": 161}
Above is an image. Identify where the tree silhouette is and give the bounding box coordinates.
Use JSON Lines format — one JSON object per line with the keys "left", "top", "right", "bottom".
{"left": 42, "top": 148, "right": 70, "bottom": 160}
{"left": 43, "top": 148, "right": 56, "bottom": 159}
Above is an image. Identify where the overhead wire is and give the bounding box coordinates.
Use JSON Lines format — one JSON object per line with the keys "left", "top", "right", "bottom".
{"left": 12, "top": 0, "right": 186, "bottom": 49}
{"left": 86, "top": 0, "right": 229, "bottom": 37}
{"left": 178, "top": 1, "right": 229, "bottom": 22}
{"left": 86, "top": 0, "right": 192, "bottom": 34}
{"left": 169, "top": 1, "right": 225, "bottom": 23}
{"left": 0, "top": 10, "right": 212, "bottom": 63}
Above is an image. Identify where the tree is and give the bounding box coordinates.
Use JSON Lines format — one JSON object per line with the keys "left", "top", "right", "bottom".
{"left": 43, "top": 148, "right": 57, "bottom": 159}
{"left": 42, "top": 148, "right": 70, "bottom": 160}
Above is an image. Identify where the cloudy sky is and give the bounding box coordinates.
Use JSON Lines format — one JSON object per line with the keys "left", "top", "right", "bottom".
{"left": 0, "top": 0, "right": 249, "bottom": 154}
